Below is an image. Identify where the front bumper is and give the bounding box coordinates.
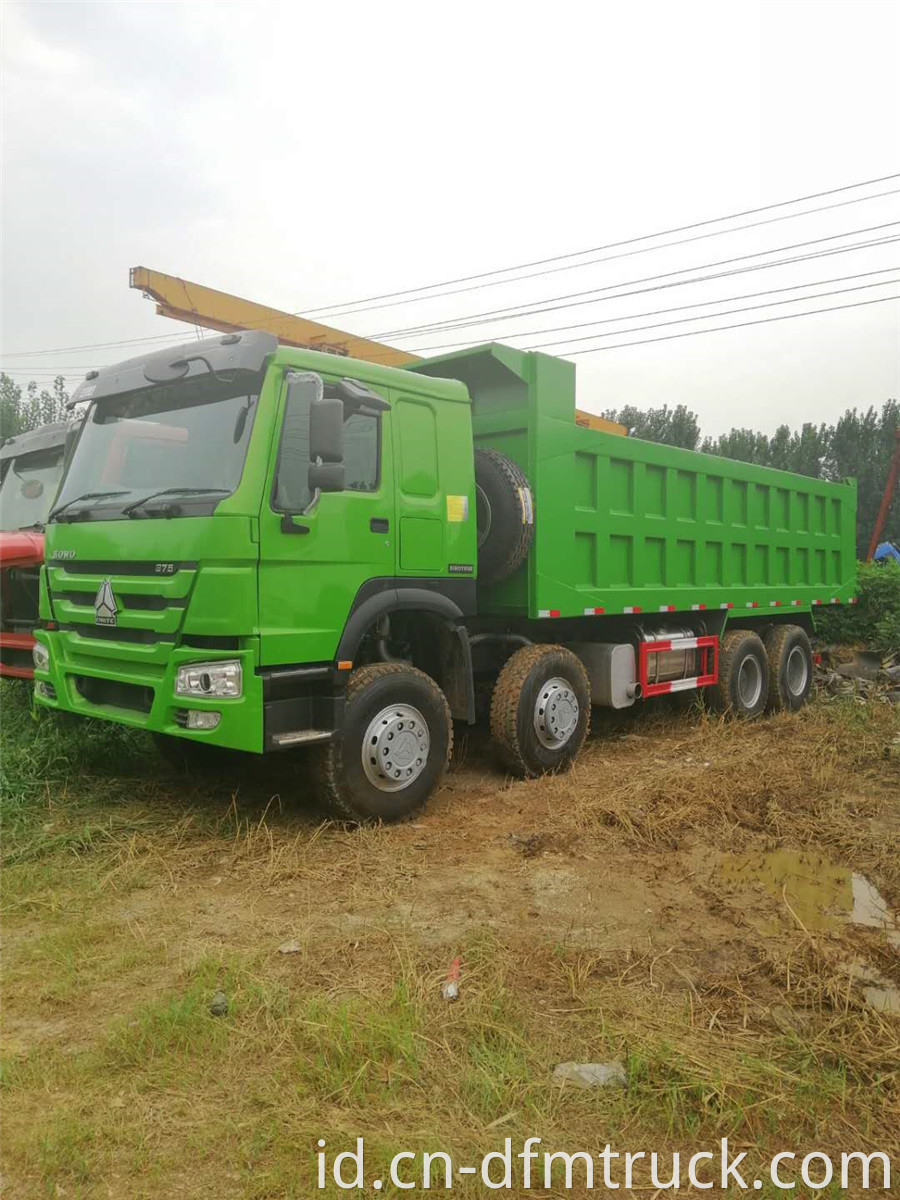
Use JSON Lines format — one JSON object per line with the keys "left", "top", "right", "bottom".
{"left": 33, "top": 630, "right": 264, "bottom": 753}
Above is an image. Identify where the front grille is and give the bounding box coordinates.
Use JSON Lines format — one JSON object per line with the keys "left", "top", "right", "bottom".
{"left": 0, "top": 646, "right": 32, "bottom": 671}
{"left": 1, "top": 566, "right": 40, "bottom": 634}
{"left": 55, "top": 590, "right": 181, "bottom": 612}
{"left": 62, "top": 623, "right": 173, "bottom": 645}
{"left": 182, "top": 634, "right": 240, "bottom": 651}
{"left": 75, "top": 675, "right": 153, "bottom": 713}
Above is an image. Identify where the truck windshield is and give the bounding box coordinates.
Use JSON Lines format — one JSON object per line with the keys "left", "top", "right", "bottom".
{"left": 0, "top": 447, "right": 66, "bottom": 531}
{"left": 53, "top": 369, "right": 261, "bottom": 521}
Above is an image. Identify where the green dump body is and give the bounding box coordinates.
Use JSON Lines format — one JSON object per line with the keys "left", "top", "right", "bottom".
{"left": 412, "top": 344, "right": 858, "bottom": 618}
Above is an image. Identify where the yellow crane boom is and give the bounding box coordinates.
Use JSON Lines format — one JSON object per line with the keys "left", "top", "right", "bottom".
{"left": 128, "top": 266, "right": 625, "bottom": 434}
{"left": 128, "top": 267, "right": 417, "bottom": 368}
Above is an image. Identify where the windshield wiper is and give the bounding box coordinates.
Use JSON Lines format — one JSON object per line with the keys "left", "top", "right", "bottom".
{"left": 121, "top": 487, "right": 230, "bottom": 518}
{"left": 48, "top": 491, "right": 130, "bottom": 522}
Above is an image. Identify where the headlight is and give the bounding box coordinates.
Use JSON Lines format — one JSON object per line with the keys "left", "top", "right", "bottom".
{"left": 175, "top": 659, "right": 242, "bottom": 698}
{"left": 32, "top": 642, "right": 50, "bottom": 671}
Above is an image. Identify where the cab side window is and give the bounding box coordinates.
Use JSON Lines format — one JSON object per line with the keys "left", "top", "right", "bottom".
{"left": 344, "top": 412, "right": 378, "bottom": 493}
{"left": 273, "top": 375, "right": 381, "bottom": 511}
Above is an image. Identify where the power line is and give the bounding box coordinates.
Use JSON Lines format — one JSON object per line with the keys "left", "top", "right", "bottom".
{"left": 8, "top": 174, "right": 900, "bottom": 362}
{"left": 1, "top": 326, "right": 217, "bottom": 360}
{"left": 306, "top": 186, "right": 900, "bottom": 322}
{"left": 556, "top": 294, "right": 900, "bottom": 356}
{"left": 404, "top": 266, "right": 900, "bottom": 353}
{"left": 5, "top": 179, "right": 898, "bottom": 363}
{"left": 299, "top": 171, "right": 900, "bottom": 318}
{"left": 525, "top": 277, "right": 900, "bottom": 350}
{"left": 385, "top": 225, "right": 900, "bottom": 342}
{"left": 4, "top": 286, "right": 897, "bottom": 378}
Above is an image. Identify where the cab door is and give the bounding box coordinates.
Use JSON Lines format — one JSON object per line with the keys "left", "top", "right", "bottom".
{"left": 258, "top": 372, "right": 395, "bottom": 668}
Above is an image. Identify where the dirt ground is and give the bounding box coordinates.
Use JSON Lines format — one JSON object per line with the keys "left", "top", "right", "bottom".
{"left": 2, "top": 690, "right": 899, "bottom": 1197}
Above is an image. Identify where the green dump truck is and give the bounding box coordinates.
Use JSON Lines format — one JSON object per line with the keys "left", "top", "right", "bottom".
{"left": 33, "top": 331, "right": 857, "bottom": 820}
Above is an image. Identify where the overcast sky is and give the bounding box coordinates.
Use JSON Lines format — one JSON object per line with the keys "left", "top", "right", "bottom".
{"left": 1, "top": 0, "right": 898, "bottom": 437}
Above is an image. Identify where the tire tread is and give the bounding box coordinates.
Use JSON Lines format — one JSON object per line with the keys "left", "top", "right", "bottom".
{"left": 707, "top": 628, "right": 768, "bottom": 716}
{"left": 490, "top": 644, "right": 590, "bottom": 777}
{"left": 475, "top": 448, "right": 534, "bottom": 585}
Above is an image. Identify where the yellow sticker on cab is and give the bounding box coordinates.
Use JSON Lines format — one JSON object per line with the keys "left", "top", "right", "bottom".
{"left": 446, "top": 494, "right": 469, "bottom": 522}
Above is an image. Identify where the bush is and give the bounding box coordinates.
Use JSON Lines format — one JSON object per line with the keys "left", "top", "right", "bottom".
{"left": 815, "top": 559, "right": 900, "bottom": 651}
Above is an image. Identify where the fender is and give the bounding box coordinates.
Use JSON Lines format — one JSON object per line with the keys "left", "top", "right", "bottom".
{"left": 335, "top": 576, "right": 475, "bottom": 664}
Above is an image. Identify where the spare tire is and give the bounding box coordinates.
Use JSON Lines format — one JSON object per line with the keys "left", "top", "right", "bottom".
{"left": 474, "top": 448, "right": 535, "bottom": 585}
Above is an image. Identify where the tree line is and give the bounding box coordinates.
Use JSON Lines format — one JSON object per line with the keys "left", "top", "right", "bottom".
{"left": 1, "top": 372, "right": 896, "bottom": 557}
{"left": 0, "top": 374, "right": 70, "bottom": 441}
{"left": 604, "top": 399, "right": 900, "bottom": 557}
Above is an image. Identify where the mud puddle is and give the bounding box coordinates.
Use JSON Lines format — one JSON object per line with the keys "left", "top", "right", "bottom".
{"left": 718, "top": 848, "right": 899, "bottom": 943}
{"left": 717, "top": 849, "right": 899, "bottom": 1012}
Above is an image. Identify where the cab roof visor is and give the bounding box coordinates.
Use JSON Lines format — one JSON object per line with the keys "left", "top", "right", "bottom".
{"left": 66, "top": 329, "right": 279, "bottom": 408}
{"left": 0, "top": 419, "right": 75, "bottom": 460}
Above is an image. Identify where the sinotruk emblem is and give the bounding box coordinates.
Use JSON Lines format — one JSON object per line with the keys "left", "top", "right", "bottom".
{"left": 94, "top": 579, "right": 118, "bottom": 626}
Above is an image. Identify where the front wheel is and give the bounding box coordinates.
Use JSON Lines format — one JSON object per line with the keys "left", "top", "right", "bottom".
{"left": 490, "top": 644, "right": 590, "bottom": 777}
{"left": 313, "top": 663, "right": 453, "bottom": 823}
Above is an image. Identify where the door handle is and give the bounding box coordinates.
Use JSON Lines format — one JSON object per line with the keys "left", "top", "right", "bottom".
{"left": 370, "top": 517, "right": 389, "bottom": 533}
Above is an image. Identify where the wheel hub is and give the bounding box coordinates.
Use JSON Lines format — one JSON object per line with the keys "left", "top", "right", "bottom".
{"left": 785, "top": 645, "right": 808, "bottom": 696}
{"left": 533, "top": 677, "right": 580, "bottom": 749}
{"left": 362, "top": 704, "right": 430, "bottom": 792}
{"left": 737, "top": 655, "right": 763, "bottom": 709}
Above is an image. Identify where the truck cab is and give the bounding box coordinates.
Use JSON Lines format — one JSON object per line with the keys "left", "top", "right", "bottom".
{"left": 35, "top": 332, "right": 479, "bottom": 817}
{"left": 0, "top": 420, "right": 74, "bottom": 678}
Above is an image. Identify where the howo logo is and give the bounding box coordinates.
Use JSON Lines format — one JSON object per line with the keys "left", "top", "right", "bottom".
{"left": 94, "top": 579, "right": 118, "bottom": 627}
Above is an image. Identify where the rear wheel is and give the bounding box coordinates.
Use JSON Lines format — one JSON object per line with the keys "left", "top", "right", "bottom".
{"left": 764, "top": 624, "right": 813, "bottom": 712}
{"left": 313, "top": 662, "right": 453, "bottom": 823}
{"left": 707, "top": 629, "right": 769, "bottom": 718}
{"left": 490, "top": 644, "right": 590, "bottom": 777}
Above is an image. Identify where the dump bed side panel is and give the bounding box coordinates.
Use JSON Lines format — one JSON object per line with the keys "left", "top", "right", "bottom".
{"left": 411, "top": 344, "right": 858, "bottom": 620}
{"left": 533, "top": 419, "right": 857, "bottom": 618}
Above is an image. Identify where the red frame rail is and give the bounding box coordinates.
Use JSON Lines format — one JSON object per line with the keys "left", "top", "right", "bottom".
{"left": 638, "top": 634, "right": 719, "bottom": 698}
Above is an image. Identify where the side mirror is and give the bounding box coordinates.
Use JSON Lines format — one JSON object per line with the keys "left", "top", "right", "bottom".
{"left": 309, "top": 396, "right": 344, "bottom": 464}
{"left": 309, "top": 462, "right": 345, "bottom": 493}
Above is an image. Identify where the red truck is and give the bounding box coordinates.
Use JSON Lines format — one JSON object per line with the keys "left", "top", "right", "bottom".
{"left": 0, "top": 421, "right": 74, "bottom": 679}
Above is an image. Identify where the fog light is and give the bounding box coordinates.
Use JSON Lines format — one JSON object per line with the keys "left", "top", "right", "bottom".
{"left": 32, "top": 642, "right": 50, "bottom": 671}
{"left": 186, "top": 710, "right": 221, "bottom": 731}
{"left": 175, "top": 659, "right": 242, "bottom": 698}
